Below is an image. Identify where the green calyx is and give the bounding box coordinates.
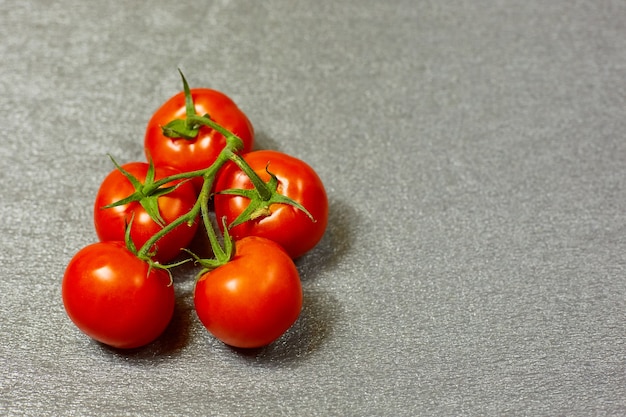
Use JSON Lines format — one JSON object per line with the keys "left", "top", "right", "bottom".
{"left": 102, "top": 155, "right": 185, "bottom": 227}
{"left": 161, "top": 69, "right": 203, "bottom": 140}
{"left": 159, "top": 69, "right": 245, "bottom": 153}
{"left": 218, "top": 157, "right": 315, "bottom": 228}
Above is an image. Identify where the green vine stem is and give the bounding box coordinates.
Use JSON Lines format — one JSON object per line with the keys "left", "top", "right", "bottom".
{"left": 135, "top": 143, "right": 232, "bottom": 262}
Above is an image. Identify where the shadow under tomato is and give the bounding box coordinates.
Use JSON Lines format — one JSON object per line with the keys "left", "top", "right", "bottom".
{"left": 227, "top": 287, "right": 340, "bottom": 367}
{"left": 295, "top": 197, "right": 359, "bottom": 280}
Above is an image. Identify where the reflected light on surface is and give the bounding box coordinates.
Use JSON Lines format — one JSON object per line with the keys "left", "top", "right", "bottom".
{"left": 137, "top": 211, "right": 152, "bottom": 224}
{"left": 94, "top": 265, "right": 115, "bottom": 282}
{"left": 225, "top": 278, "right": 239, "bottom": 293}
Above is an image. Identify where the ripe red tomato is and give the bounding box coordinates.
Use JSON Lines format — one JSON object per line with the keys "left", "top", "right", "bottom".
{"left": 193, "top": 236, "right": 302, "bottom": 348}
{"left": 144, "top": 88, "right": 254, "bottom": 190}
{"left": 62, "top": 242, "right": 175, "bottom": 349}
{"left": 94, "top": 162, "right": 198, "bottom": 263}
{"left": 213, "top": 150, "right": 328, "bottom": 259}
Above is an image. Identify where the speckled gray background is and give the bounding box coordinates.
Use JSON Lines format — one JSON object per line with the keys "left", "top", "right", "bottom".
{"left": 1, "top": 1, "right": 625, "bottom": 416}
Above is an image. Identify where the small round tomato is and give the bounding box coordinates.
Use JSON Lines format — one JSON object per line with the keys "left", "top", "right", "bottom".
{"left": 62, "top": 242, "right": 175, "bottom": 349}
{"left": 193, "top": 236, "right": 302, "bottom": 348}
{"left": 144, "top": 88, "right": 254, "bottom": 190}
{"left": 94, "top": 162, "right": 198, "bottom": 263}
{"left": 214, "top": 150, "right": 328, "bottom": 259}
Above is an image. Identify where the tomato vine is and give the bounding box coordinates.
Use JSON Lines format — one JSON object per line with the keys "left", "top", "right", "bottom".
{"left": 62, "top": 71, "right": 329, "bottom": 350}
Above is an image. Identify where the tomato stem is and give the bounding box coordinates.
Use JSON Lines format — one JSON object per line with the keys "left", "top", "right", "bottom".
{"left": 197, "top": 167, "right": 231, "bottom": 265}
{"left": 148, "top": 167, "right": 208, "bottom": 189}
{"left": 136, "top": 145, "right": 233, "bottom": 263}
{"left": 226, "top": 152, "right": 273, "bottom": 201}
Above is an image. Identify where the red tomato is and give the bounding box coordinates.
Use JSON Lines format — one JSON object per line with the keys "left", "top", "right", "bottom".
{"left": 214, "top": 150, "right": 328, "bottom": 259}
{"left": 94, "top": 162, "right": 198, "bottom": 263}
{"left": 193, "top": 236, "right": 302, "bottom": 348}
{"left": 62, "top": 242, "right": 175, "bottom": 349}
{"left": 144, "top": 88, "right": 254, "bottom": 190}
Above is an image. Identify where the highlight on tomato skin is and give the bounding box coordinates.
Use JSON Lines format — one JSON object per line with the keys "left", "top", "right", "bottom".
{"left": 62, "top": 241, "right": 175, "bottom": 349}
{"left": 193, "top": 236, "right": 303, "bottom": 349}
{"left": 214, "top": 150, "right": 329, "bottom": 259}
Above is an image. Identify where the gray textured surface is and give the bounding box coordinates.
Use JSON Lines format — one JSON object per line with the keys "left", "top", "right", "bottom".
{"left": 1, "top": 0, "right": 625, "bottom": 416}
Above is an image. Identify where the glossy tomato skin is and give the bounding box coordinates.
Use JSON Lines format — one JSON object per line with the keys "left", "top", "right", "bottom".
{"left": 194, "top": 236, "right": 303, "bottom": 348}
{"left": 62, "top": 242, "right": 175, "bottom": 349}
{"left": 94, "top": 162, "right": 198, "bottom": 263}
{"left": 214, "top": 150, "right": 328, "bottom": 259}
{"left": 144, "top": 88, "right": 254, "bottom": 190}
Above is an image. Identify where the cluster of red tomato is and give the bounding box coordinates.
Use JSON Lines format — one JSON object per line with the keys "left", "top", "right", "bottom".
{"left": 62, "top": 73, "right": 329, "bottom": 350}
